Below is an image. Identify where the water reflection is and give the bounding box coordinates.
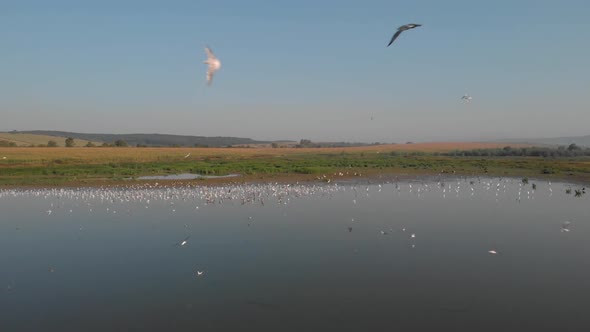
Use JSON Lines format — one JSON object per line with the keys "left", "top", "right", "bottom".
{"left": 132, "top": 173, "right": 240, "bottom": 180}
{"left": 0, "top": 177, "right": 588, "bottom": 331}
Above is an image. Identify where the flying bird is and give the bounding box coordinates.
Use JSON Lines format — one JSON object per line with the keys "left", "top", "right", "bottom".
{"left": 387, "top": 24, "right": 422, "bottom": 47}
{"left": 204, "top": 46, "right": 221, "bottom": 86}
{"left": 196, "top": 271, "right": 204, "bottom": 277}
{"left": 176, "top": 236, "right": 190, "bottom": 247}
{"left": 561, "top": 221, "right": 571, "bottom": 233}
{"left": 461, "top": 94, "right": 473, "bottom": 103}
{"left": 184, "top": 153, "right": 191, "bottom": 159}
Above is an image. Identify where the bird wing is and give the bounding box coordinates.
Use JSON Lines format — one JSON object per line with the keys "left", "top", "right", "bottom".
{"left": 205, "top": 46, "right": 216, "bottom": 60}
{"left": 387, "top": 30, "right": 403, "bottom": 46}
{"left": 206, "top": 68, "right": 215, "bottom": 85}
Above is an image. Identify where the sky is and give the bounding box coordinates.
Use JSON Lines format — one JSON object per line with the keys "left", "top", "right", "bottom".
{"left": 1, "top": 0, "right": 589, "bottom": 143}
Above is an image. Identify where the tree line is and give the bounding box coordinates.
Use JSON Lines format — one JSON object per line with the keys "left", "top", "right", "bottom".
{"left": 440, "top": 144, "right": 590, "bottom": 157}
{"left": 0, "top": 138, "right": 129, "bottom": 148}
{"left": 2, "top": 138, "right": 590, "bottom": 157}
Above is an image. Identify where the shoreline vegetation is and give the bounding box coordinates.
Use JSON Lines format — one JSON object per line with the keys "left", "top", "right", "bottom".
{"left": 1, "top": 143, "right": 590, "bottom": 187}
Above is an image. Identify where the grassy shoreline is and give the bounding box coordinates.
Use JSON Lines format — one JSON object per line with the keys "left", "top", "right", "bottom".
{"left": 1, "top": 145, "right": 590, "bottom": 187}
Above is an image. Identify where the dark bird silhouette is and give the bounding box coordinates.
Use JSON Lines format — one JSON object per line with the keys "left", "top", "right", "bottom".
{"left": 388, "top": 24, "right": 422, "bottom": 46}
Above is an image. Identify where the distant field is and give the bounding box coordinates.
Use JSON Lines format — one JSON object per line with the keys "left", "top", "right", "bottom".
{"left": 1, "top": 142, "right": 589, "bottom": 186}
{"left": 0, "top": 133, "right": 102, "bottom": 147}
{"left": 0, "top": 142, "right": 529, "bottom": 164}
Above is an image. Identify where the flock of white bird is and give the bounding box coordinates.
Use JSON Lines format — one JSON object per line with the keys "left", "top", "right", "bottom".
{"left": 2, "top": 176, "right": 582, "bottom": 281}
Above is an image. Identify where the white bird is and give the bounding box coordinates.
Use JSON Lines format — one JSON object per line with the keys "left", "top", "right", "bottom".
{"left": 184, "top": 153, "right": 191, "bottom": 159}
{"left": 196, "top": 271, "right": 204, "bottom": 277}
{"left": 177, "top": 236, "right": 190, "bottom": 247}
{"left": 488, "top": 250, "right": 498, "bottom": 255}
{"left": 204, "top": 46, "right": 221, "bottom": 86}
{"left": 461, "top": 94, "right": 473, "bottom": 103}
{"left": 1, "top": 156, "right": 6, "bottom": 159}
{"left": 561, "top": 221, "right": 571, "bottom": 232}
{"left": 410, "top": 233, "right": 416, "bottom": 238}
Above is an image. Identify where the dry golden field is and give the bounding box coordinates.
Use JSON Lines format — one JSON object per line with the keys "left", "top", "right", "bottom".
{"left": 0, "top": 142, "right": 529, "bottom": 165}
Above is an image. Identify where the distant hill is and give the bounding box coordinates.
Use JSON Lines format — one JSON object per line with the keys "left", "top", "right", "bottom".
{"left": 0, "top": 132, "right": 101, "bottom": 147}
{"left": 7, "top": 131, "right": 269, "bottom": 147}
{"left": 494, "top": 135, "right": 590, "bottom": 147}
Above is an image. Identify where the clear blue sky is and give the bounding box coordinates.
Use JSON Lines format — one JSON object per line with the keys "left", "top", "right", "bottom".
{"left": 1, "top": 0, "right": 589, "bottom": 142}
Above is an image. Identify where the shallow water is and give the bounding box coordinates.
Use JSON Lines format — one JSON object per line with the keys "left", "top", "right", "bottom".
{"left": 133, "top": 173, "right": 240, "bottom": 180}
{"left": 0, "top": 177, "right": 589, "bottom": 332}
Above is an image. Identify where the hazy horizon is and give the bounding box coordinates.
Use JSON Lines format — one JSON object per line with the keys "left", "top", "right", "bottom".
{"left": 2, "top": 0, "right": 589, "bottom": 143}
{"left": 3, "top": 128, "right": 589, "bottom": 145}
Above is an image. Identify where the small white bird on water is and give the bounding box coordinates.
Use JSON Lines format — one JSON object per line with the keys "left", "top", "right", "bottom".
{"left": 196, "top": 271, "right": 204, "bottom": 277}
{"left": 204, "top": 46, "right": 221, "bottom": 86}
{"left": 488, "top": 250, "right": 498, "bottom": 255}
{"left": 561, "top": 221, "right": 572, "bottom": 233}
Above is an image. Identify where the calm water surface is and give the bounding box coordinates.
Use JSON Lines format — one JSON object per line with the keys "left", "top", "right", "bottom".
{"left": 1, "top": 177, "right": 589, "bottom": 331}
{"left": 134, "top": 173, "right": 240, "bottom": 180}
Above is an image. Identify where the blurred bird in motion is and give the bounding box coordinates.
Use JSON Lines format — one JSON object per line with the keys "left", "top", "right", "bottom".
{"left": 204, "top": 46, "right": 221, "bottom": 86}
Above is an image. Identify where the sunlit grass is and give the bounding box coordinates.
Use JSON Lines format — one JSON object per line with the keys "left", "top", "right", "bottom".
{"left": 1, "top": 144, "right": 589, "bottom": 186}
